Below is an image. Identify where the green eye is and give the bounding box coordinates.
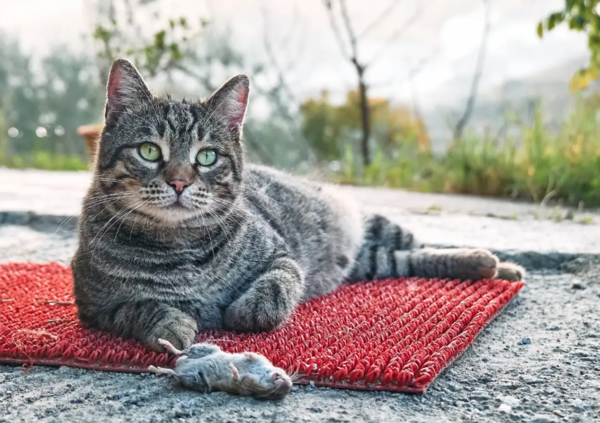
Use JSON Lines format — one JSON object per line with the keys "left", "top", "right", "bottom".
{"left": 139, "top": 143, "right": 161, "bottom": 162}
{"left": 197, "top": 149, "right": 217, "bottom": 166}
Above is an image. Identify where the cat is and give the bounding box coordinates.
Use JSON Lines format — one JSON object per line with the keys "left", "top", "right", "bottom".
{"left": 72, "top": 59, "right": 524, "bottom": 352}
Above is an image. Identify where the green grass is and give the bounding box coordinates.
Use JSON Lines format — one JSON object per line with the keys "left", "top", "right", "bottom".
{"left": 0, "top": 151, "right": 88, "bottom": 171}
{"left": 334, "top": 98, "right": 600, "bottom": 207}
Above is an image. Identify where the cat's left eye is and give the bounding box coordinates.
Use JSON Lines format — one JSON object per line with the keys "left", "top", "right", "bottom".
{"left": 197, "top": 149, "right": 218, "bottom": 166}
{"left": 139, "top": 142, "right": 162, "bottom": 162}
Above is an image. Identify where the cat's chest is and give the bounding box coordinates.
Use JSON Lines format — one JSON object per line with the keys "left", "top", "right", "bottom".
{"left": 117, "top": 241, "right": 274, "bottom": 303}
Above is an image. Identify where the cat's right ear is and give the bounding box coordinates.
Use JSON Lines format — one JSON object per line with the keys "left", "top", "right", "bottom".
{"left": 104, "top": 59, "right": 152, "bottom": 122}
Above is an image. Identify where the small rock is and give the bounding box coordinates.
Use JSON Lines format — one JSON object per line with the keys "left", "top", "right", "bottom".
{"left": 469, "top": 391, "right": 491, "bottom": 401}
{"left": 571, "top": 282, "right": 586, "bottom": 290}
{"left": 181, "top": 401, "right": 191, "bottom": 409}
{"left": 571, "top": 398, "right": 588, "bottom": 411}
{"left": 552, "top": 398, "right": 561, "bottom": 405}
{"left": 174, "top": 410, "right": 192, "bottom": 418}
{"left": 530, "top": 414, "right": 556, "bottom": 423}
{"left": 498, "top": 404, "right": 512, "bottom": 414}
{"left": 478, "top": 375, "right": 493, "bottom": 383}
{"left": 499, "top": 395, "right": 520, "bottom": 407}
{"left": 446, "top": 382, "right": 461, "bottom": 392}
{"left": 547, "top": 326, "right": 561, "bottom": 331}
{"left": 520, "top": 375, "right": 543, "bottom": 384}
{"left": 552, "top": 410, "right": 566, "bottom": 418}
{"left": 517, "top": 338, "right": 532, "bottom": 345}
{"left": 69, "top": 398, "right": 84, "bottom": 404}
{"left": 309, "top": 407, "right": 323, "bottom": 413}
{"left": 57, "top": 366, "right": 72, "bottom": 374}
{"left": 136, "top": 401, "right": 146, "bottom": 407}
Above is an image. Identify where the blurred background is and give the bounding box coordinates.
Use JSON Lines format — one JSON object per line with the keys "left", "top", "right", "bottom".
{"left": 1, "top": 0, "right": 599, "bottom": 206}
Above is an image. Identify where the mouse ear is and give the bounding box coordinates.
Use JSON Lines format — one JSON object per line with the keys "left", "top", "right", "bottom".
{"left": 243, "top": 352, "right": 259, "bottom": 361}
{"left": 229, "top": 363, "right": 240, "bottom": 380}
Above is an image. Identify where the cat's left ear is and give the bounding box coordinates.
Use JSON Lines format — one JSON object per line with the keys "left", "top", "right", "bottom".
{"left": 105, "top": 59, "right": 153, "bottom": 122}
{"left": 206, "top": 75, "right": 249, "bottom": 135}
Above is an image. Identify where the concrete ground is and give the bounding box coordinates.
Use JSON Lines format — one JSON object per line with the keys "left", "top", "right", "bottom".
{"left": 0, "top": 168, "right": 599, "bottom": 423}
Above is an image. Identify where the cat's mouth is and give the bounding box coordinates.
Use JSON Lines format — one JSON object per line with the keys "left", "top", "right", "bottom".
{"left": 168, "top": 200, "right": 191, "bottom": 211}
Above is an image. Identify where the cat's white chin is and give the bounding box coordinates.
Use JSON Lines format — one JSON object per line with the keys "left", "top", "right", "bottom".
{"left": 147, "top": 204, "right": 202, "bottom": 225}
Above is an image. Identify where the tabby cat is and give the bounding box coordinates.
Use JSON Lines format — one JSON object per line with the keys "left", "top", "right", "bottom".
{"left": 72, "top": 59, "right": 524, "bottom": 352}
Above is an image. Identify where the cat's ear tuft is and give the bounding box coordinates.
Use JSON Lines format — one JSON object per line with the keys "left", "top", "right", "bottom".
{"left": 105, "top": 59, "right": 152, "bottom": 122}
{"left": 206, "top": 75, "right": 250, "bottom": 133}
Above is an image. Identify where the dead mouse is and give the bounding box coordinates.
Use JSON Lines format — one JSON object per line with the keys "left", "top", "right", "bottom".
{"left": 148, "top": 339, "right": 293, "bottom": 400}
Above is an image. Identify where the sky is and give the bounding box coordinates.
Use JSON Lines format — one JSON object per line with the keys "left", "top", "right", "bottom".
{"left": 0, "top": 0, "right": 589, "bottom": 111}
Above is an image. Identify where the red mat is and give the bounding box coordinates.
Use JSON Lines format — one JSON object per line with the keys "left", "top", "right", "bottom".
{"left": 0, "top": 262, "right": 523, "bottom": 393}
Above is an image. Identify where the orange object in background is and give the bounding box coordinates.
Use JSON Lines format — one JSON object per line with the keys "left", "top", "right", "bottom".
{"left": 77, "top": 124, "right": 103, "bottom": 160}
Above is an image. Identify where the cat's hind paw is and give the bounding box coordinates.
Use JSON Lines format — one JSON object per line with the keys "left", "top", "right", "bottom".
{"left": 495, "top": 262, "right": 525, "bottom": 281}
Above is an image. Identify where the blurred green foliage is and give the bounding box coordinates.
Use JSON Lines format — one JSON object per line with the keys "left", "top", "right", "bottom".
{"left": 538, "top": 0, "right": 600, "bottom": 90}
{"left": 300, "top": 90, "right": 430, "bottom": 161}
{"left": 0, "top": 36, "right": 103, "bottom": 170}
{"left": 333, "top": 96, "right": 600, "bottom": 206}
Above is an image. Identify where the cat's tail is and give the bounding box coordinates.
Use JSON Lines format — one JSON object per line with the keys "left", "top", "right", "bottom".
{"left": 348, "top": 214, "right": 524, "bottom": 282}
{"left": 347, "top": 214, "right": 421, "bottom": 281}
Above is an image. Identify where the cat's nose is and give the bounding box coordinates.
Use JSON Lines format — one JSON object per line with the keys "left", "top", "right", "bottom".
{"left": 168, "top": 179, "right": 191, "bottom": 194}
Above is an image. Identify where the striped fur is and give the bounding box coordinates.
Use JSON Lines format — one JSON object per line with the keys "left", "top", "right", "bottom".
{"left": 72, "top": 59, "right": 524, "bottom": 352}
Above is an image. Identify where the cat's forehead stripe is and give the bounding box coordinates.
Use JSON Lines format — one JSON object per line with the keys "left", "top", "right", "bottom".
{"left": 186, "top": 106, "right": 199, "bottom": 133}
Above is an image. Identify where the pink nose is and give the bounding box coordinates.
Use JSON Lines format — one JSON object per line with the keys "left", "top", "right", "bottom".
{"left": 168, "top": 179, "right": 191, "bottom": 194}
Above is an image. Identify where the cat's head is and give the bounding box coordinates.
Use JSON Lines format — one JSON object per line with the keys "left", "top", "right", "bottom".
{"left": 92, "top": 59, "right": 249, "bottom": 226}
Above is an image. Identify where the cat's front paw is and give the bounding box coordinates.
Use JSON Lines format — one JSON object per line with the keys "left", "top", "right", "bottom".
{"left": 223, "top": 256, "right": 303, "bottom": 332}
{"left": 146, "top": 313, "right": 198, "bottom": 352}
{"left": 223, "top": 297, "right": 291, "bottom": 332}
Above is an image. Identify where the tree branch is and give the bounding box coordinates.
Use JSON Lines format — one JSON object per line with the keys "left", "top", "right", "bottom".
{"left": 453, "top": 0, "right": 491, "bottom": 140}
{"left": 339, "top": 0, "right": 360, "bottom": 66}
{"left": 368, "top": 1, "right": 421, "bottom": 65}
{"left": 258, "top": 5, "right": 318, "bottom": 165}
{"left": 358, "top": 0, "right": 402, "bottom": 38}
{"left": 321, "top": 0, "right": 351, "bottom": 61}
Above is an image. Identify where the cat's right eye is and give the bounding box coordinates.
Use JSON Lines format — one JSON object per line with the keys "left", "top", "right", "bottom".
{"left": 139, "top": 143, "right": 162, "bottom": 162}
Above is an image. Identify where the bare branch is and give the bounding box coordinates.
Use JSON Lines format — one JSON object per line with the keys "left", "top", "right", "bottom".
{"left": 409, "top": 56, "right": 432, "bottom": 78}
{"left": 172, "top": 63, "right": 216, "bottom": 91}
{"left": 453, "top": 0, "right": 491, "bottom": 140}
{"left": 259, "top": 4, "right": 317, "bottom": 165}
{"left": 259, "top": 4, "right": 297, "bottom": 104}
{"left": 339, "top": 0, "right": 360, "bottom": 65}
{"left": 358, "top": 0, "right": 402, "bottom": 38}
{"left": 279, "top": 0, "right": 301, "bottom": 54}
{"left": 368, "top": 1, "right": 421, "bottom": 65}
{"left": 321, "top": 0, "right": 350, "bottom": 61}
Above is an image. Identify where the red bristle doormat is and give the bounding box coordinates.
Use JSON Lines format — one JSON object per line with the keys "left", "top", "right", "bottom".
{"left": 0, "top": 262, "right": 523, "bottom": 393}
